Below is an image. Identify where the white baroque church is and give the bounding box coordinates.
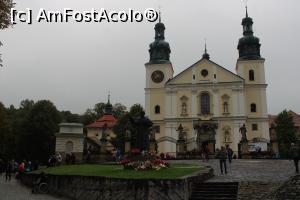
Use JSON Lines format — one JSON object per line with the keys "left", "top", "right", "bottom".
{"left": 145, "top": 10, "right": 269, "bottom": 155}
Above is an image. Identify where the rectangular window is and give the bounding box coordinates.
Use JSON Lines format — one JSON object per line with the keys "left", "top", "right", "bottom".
{"left": 252, "top": 124, "right": 258, "bottom": 131}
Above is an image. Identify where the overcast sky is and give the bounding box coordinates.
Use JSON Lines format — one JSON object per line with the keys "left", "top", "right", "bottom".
{"left": 0, "top": 0, "right": 299, "bottom": 115}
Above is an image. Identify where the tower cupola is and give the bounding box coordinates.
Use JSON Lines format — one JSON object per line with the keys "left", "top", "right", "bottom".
{"left": 202, "top": 42, "right": 210, "bottom": 60}
{"left": 237, "top": 7, "right": 262, "bottom": 60}
{"left": 148, "top": 13, "right": 171, "bottom": 64}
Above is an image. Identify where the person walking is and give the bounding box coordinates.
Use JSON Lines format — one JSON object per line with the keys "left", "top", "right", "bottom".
{"left": 5, "top": 161, "right": 13, "bottom": 181}
{"left": 226, "top": 145, "right": 233, "bottom": 164}
{"left": 217, "top": 146, "right": 228, "bottom": 174}
{"left": 290, "top": 143, "right": 299, "bottom": 174}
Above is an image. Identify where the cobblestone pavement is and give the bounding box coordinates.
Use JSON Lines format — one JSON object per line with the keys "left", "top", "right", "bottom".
{"left": 170, "top": 159, "right": 297, "bottom": 182}
{"left": 0, "top": 174, "right": 67, "bottom": 200}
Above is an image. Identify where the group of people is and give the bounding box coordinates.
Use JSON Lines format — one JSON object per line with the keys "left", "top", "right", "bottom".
{"left": 48, "top": 153, "right": 76, "bottom": 167}
{"left": 0, "top": 159, "right": 39, "bottom": 181}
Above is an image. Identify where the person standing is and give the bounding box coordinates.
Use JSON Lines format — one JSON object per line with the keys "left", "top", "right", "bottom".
{"left": 5, "top": 161, "right": 13, "bottom": 181}
{"left": 217, "top": 146, "right": 228, "bottom": 174}
{"left": 226, "top": 145, "right": 233, "bottom": 164}
{"left": 290, "top": 143, "right": 299, "bottom": 174}
{"left": 18, "top": 161, "right": 25, "bottom": 181}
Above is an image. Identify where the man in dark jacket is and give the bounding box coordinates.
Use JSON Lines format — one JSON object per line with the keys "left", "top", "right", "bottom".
{"left": 290, "top": 143, "right": 299, "bottom": 174}
{"left": 226, "top": 145, "right": 233, "bottom": 163}
{"left": 5, "top": 161, "right": 13, "bottom": 181}
{"left": 217, "top": 146, "right": 228, "bottom": 174}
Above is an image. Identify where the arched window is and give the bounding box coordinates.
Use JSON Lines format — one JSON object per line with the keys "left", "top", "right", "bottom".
{"left": 249, "top": 70, "right": 255, "bottom": 81}
{"left": 201, "top": 93, "right": 210, "bottom": 114}
{"left": 251, "top": 103, "right": 256, "bottom": 112}
{"left": 155, "top": 105, "right": 160, "bottom": 114}
{"left": 65, "top": 141, "right": 73, "bottom": 153}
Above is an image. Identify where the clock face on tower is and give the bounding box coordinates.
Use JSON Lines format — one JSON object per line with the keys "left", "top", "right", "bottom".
{"left": 151, "top": 70, "right": 164, "bottom": 83}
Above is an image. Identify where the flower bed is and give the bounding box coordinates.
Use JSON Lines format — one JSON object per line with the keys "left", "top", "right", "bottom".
{"left": 121, "top": 149, "right": 170, "bottom": 171}
{"left": 121, "top": 158, "right": 169, "bottom": 171}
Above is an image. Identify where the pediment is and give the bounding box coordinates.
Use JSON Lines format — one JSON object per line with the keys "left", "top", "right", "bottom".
{"left": 167, "top": 58, "right": 244, "bottom": 85}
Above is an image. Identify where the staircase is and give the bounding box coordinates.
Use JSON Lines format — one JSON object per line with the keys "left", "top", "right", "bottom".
{"left": 189, "top": 182, "right": 239, "bottom": 200}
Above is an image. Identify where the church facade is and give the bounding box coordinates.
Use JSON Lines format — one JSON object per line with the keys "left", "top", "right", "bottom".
{"left": 145, "top": 11, "right": 269, "bottom": 155}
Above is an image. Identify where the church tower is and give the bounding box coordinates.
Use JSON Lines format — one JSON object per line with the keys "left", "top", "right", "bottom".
{"left": 145, "top": 14, "right": 173, "bottom": 119}
{"left": 236, "top": 7, "right": 269, "bottom": 141}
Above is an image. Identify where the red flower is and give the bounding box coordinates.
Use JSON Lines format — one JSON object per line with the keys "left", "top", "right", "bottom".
{"left": 131, "top": 148, "right": 141, "bottom": 155}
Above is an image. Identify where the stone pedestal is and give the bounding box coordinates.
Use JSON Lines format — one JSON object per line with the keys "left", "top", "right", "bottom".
{"left": 177, "top": 140, "right": 186, "bottom": 153}
{"left": 207, "top": 141, "right": 215, "bottom": 154}
{"left": 271, "top": 141, "right": 279, "bottom": 158}
{"left": 149, "top": 141, "right": 156, "bottom": 152}
{"left": 125, "top": 141, "right": 131, "bottom": 154}
{"left": 241, "top": 141, "right": 249, "bottom": 158}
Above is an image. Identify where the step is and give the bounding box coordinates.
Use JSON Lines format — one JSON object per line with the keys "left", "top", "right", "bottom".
{"left": 195, "top": 183, "right": 238, "bottom": 186}
{"left": 190, "top": 198, "right": 237, "bottom": 200}
{"left": 192, "top": 191, "right": 237, "bottom": 195}
{"left": 189, "top": 182, "right": 238, "bottom": 200}
{"left": 191, "top": 193, "right": 236, "bottom": 197}
{"left": 193, "top": 186, "right": 238, "bottom": 191}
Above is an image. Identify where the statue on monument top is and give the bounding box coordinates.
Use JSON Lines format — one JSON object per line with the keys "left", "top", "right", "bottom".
{"left": 129, "top": 111, "right": 153, "bottom": 151}
{"left": 239, "top": 124, "right": 248, "bottom": 142}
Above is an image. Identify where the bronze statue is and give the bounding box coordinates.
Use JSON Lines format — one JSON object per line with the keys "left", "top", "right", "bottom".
{"left": 239, "top": 124, "right": 248, "bottom": 142}
{"left": 130, "top": 111, "right": 153, "bottom": 151}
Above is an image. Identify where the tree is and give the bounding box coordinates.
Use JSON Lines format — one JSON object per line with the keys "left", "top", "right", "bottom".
{"left": 0, "top": 102, "right": 13, "bottom": 160}
{"left": 60, "top": 110, "right": 81, "bottom": 123}
{"left": 113, "top": 103, "right": 127, "bottom": 119}
{"left": 111, "top": 104, "right": 145, "bottom": 152}
{"left": 275, "top": 110, "right": 297, "bottom": 158}
{"left": 94, "top": 102, "right": 106, "bottom": 119}
{"left": 18, "top": 100, "right": 61, "bottom": 163}
{"left": 0, "top": 0, "right": 14, "bottom": 30}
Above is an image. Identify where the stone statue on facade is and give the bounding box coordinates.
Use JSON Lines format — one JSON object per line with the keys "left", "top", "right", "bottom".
{"left": 130, "top": 111, "right": 153, "bottom": 151}
{"left": 176, "top": 124, "right": 186, "bottom": 141}
{"left": 239, "top": 124, "right": 248, "bottom": 142}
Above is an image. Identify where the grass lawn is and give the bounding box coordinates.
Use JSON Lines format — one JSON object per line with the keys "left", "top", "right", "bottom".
{"left": 32, "top": 164, "right": 204, "bottom": 179}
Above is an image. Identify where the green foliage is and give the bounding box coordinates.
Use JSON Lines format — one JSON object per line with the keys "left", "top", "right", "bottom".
{"left": 0, "top": 102, "right": 13, "bottom": 160}
{"left": 113, "top": 103, "right": 127, "bottom": 119}
{"left": 111, "top": 104, "right": 144, "bottom": 152}
{"left": 60, "top": 110, "right": 81, "bottom": 123}
{"left": 0, "top": 99, "right": 138, "bottom": 163}
{"left": 93, "top": 102, "right": 106, "bottom": 119}
{"left": 275, "top": 110, "right": 297, "bottom": 158}
{"left": 18, "top": 100, "right": 61, "bottom": 162}
{"left": 0, "top": 0, "right": 14, "bottom": 30}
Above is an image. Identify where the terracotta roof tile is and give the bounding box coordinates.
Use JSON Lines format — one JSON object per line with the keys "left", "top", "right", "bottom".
{"left": 86, "top": 114, "right": 117, "bottom": 128}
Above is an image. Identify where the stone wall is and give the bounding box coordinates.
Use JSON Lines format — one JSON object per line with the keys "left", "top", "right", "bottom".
{"left": 55, "top": 136, "right": 84, "bottom": 153}
{"left": 22, "top": 167, "right": 213, "bottom": 200}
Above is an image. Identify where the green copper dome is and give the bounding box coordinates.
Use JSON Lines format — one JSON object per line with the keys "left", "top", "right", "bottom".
{"left": 237, "top": 7, "right": 262, "bottom": 60}
{"left": 148, "top": 17, "right": 171, "bottom": 64}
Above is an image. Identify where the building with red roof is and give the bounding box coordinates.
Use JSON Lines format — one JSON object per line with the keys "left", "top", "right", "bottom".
{"left": 86, "top": 97, "right": 117, "bottom": 153}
